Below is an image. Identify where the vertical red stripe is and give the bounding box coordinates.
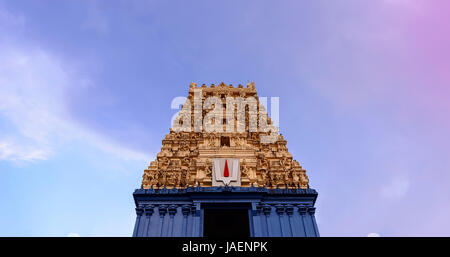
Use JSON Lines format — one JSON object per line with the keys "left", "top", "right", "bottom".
{"left": 224, "top": 160, "right": 229, "bottom": 177}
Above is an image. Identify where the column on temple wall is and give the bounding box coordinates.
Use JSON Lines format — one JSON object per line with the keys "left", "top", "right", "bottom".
{"left": 250, "top": 203, "right": 263, "bottom": 237}
{"left": 308, "top": 207, "right": 320, "bottom": 237}
{"left": 191, "top": 203, "right": 201, "bottom": 237}
{"left": 171, "top": 204, "right": 183, "bottom": 237}
{"left": 275, "top": 204, "right": 287, "bottom": 237}
{"left": 132, "top": 206, "right": 144, "bottom": 237}
{"left": 302, "top": 206, "right": 317, "bottom": 237}
{"left": 248, "top": 208, "right": 255, "bottom": 237}
{"left": 285, "top": 205, "right": 295, "bottom": 237}
{"left": 168, "top": 205, "right": 177, "bottom": 237}
{"left": 281, "top": 205, "right": 293, "bottom": 237}
{"left": 298, "top": 205, "right": 308, "bottom": 237}
{"left": 158, "top": 205, "right": 168, "bottom": 237}
{"left": 187, "top": 204, "right": 196, "bottom": 237}
{"left": 181, "top": 204, "right": 191, "bottom": 237}
{"left": 143, "top": 205, "right": 155, "bottom": 237}
{"left": 262, "top": 204, "right": 273, "bottom": 236}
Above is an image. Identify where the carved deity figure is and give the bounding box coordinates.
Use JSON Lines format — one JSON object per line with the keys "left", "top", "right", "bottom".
{"left": 204, "top": 159, "right": 212, "bottom": 178}
{"left": 241, "top": 161, "right": 250, "bottom": 178}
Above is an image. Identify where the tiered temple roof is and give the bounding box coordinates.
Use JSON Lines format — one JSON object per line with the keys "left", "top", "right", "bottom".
{"left": 141, "top": 82, "right": 310, "bottom": 189}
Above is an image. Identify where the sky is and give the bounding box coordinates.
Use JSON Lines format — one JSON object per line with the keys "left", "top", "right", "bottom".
{"left": 0, "top": 0, "right": 449, "bottom": 237}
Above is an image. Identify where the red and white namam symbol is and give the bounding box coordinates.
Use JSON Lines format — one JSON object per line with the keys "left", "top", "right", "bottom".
{"left": 212, "top": 158, "right": 241, "bottom": 186}
{"left": 223, "top": 160, "right": 229, "bottom": 177}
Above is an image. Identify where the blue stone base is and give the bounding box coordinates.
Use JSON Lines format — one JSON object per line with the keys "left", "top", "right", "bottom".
{"left": 132, "top": 186, "right": 319, "bottom": 237}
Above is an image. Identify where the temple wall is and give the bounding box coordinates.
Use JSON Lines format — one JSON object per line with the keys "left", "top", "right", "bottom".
{"left": 132, "top": 187, "right": 319, "bottom": 237}
{"left": 250, "top": 203, "right": 319, "bottom": 237}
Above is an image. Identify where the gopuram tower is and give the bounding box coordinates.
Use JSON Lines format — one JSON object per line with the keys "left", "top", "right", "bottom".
{"left": 132, "top": 82, "right": 319, "bottom": 237}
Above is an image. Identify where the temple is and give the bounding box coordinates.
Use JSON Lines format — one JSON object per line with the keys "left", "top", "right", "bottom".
{"left": 132, "top": 82, "right": 319, "bottom": 237}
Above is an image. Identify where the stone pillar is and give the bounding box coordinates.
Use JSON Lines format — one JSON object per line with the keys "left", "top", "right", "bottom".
{"left": 252, "top": 203, "right": 263, "bottom": 237}
{"left": 262, "top": 204, "right": 272, "bottom": 236}
{"left": 132, "top": 206, "right": 144, "bottom": 237}
{"left": 181, "top": 204, "right": 191, "bottom": 237}
{"left": 144, "top": 205, "right": 155, "bottom": 237}
{"left": 191, "top": 204, "right": 200, "bottom": 237}
{"left": 168, "top": 205, "right": 177, "bottom": 237}
{"left": 285, "top": 205, "right": 295, "bottom": 237}
{"left": 275, "top": 204, "right": 286, "bottom": 237}
{"left": 158, "top": 205, "right": 168, "bottom": 237}
{"left": 298, "top": 205, "right": 308, "bottom": 237}
{"left": 308, "top": 207, "right": 320, "bottom": 237}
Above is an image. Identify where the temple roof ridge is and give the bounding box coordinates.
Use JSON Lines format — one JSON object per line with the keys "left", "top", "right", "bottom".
{"left": 189, "top": 81, "right": 256, "bottom": 92}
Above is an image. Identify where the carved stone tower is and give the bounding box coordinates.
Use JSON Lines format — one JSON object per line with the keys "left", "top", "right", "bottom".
{"left": 132, "top": 82, "right": 319, "bottom": 237}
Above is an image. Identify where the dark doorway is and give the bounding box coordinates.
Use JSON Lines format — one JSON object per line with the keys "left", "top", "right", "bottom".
{"left": 203, "top": 208, "right": 250, "bottom": 237}
{"left": 220, "top": 136, "right": 230, "bottom": 147}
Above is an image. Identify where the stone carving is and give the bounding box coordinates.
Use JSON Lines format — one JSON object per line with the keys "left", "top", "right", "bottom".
{"left": 204, "top": 159, "right": 212, "bottom": 178}
{"left": 141, "top": 82, "right": 310, "bottom": 189}
{"left": 241, "top": 160, "right": 250, "bottom": 178}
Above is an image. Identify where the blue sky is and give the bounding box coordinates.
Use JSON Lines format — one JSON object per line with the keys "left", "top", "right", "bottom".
{"left": 1, "top": 0, "right": 450, "bottom": 236}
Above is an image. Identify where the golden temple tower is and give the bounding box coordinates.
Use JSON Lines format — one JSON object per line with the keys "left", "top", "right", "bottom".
{"left": 141, "top": 82, "right": 309, "bottom": 190}
{"left": 133, "top": 82, "right": 319, "bottom": 237}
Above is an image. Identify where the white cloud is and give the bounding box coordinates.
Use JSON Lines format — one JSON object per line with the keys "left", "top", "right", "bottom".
{"left": 0, "top": 47, "right": 67, "bottom": 161}
{"left": 0, "top": 5, "right": 150, "bottom": 163}
{"left": 0, "top": 140, "right": 48, "bottom": 162}
{"left": 367, "top": 232, "right": 381, "bottom": 237}
{"left": 0, "top": 45, "right": 150, "bottom": 162}
{"left": 67, "top": 232, "right": 80, "bottom": 237}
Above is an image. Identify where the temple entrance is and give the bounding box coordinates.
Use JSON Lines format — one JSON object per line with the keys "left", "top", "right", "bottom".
{"left": 203, "top": 204, "right": 251, "bottom": 237}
